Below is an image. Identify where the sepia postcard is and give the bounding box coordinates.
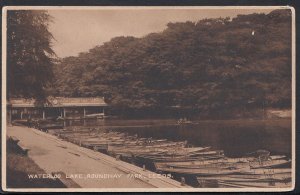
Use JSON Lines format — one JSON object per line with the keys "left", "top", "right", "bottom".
{"left": 1, "top": 6, "right": 295, "bottom": 192}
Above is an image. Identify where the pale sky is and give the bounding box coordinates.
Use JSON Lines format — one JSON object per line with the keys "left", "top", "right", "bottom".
{"left": 48, "top": 8, "right": 273, "bottom": 58}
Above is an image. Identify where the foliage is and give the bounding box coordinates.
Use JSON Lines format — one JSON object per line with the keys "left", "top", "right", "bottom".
{"left": 7, "top": 10, "right": 55, "bottom": 100}
{"left": 52, "top": 10, "right": 292, "bottom": 117}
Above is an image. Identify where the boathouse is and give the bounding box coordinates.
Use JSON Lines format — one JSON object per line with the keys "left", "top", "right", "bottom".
{"left": 7, "top": 97, "right": 108, "bottom": 121}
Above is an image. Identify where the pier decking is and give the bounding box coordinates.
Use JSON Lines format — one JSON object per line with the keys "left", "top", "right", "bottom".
{"left": 6, "top": 126, "right": 189, "bottom": 189}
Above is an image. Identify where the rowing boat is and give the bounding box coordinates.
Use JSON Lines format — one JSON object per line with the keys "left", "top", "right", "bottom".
{"left": 154, "top": 155, "right": 287, "bottom": 169}
{"left": 216, "top": 180, "right": 291, "bottom": 188}
{"left": 247, "top": 159, "right": 291, "bottom": 169}
{"left": 197, "top": 172, "right": 291, "bottom": 183}
{"left": 154, "top": 158, "right": 290, "bottom": 170}
{"left": 240, "top": 168, "right": 291, "bottom": 175}
{"left": 155, "top": 166, "right": 248, "bottom": 175}
{"left": 139, "top": 154, "right": 224, "bottom": 163}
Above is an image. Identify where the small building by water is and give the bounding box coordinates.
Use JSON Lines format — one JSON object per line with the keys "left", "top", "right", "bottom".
{"left": 7, "top": 97, "right": 108, "bottom": 121}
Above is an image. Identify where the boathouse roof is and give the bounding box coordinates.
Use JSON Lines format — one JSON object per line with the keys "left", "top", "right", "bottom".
{"left": 9, "top": 97, "right": 108, "bottom": 108}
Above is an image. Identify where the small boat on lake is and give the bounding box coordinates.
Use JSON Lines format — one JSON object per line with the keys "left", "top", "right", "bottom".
{"left": 177, "top": 118, "right": 193, "bottom": 125}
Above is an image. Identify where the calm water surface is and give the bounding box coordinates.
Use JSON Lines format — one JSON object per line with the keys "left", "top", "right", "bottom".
{"left": 65, "top": 118, "right": 291, "bottom": 157}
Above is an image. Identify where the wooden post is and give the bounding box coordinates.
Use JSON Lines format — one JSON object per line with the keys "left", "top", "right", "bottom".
{"left": 181, "top": 177, "right": 186, "bottom": 186}
{"left": 83, "top": 108, "right": 86, "bottom": 117}
{"left": 42, "top": 110, "right": 45, "bottom": 119}
{"left": 20, "top": 111, "right": 23, "bottom": 119}
{"left": 63, "top": 108, "right": 66, "bottom": 118}
{"left": 8, "top": 108, "right": 12, "bottom": 125}
{"left": 258, "top": 156, "right": 262, "bottom": 165}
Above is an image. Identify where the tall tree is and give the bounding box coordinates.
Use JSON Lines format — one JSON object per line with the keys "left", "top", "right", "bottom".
{"left": 7, "top": 10, "right": 55, "bottom": 100}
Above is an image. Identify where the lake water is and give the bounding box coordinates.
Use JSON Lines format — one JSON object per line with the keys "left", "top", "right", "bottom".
{"left": 64, "top": 118, "right": 292, "bottom": 158}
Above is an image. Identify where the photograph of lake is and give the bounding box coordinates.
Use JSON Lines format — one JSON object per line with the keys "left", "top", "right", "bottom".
{"left": 2, "top": 6, "right": 295, "bottom": 192}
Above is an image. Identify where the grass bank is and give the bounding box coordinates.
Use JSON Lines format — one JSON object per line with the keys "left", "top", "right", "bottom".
{"left": 6, "top": 137, "right": 66, "bottom": 188}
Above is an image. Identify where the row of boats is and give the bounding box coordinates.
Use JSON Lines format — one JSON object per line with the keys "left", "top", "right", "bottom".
{"left": 46, "top": 126, "right": 291, "bottom": 188}
{"left": 155, "top": 157, "right": 291, "bottom": 188}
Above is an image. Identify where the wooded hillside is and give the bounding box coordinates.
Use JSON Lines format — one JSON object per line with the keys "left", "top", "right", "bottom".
{"left": 51, "top": 9, "right": 292, "bottom": 118}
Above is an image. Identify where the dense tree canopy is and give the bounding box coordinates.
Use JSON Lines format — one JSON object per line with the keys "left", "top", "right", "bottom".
{"left": 52, "top": 9, "right": 292, "bottom": 118}
{"left": 7, "top": 10, "right": 55, "bottom": 99}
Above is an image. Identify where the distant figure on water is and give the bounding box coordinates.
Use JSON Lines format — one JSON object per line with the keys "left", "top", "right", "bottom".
{"left": 177, "top": 117, "right": 192, "bottom": 125}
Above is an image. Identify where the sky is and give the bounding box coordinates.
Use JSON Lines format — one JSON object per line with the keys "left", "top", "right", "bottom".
{"left": 48, "top": 8, "right": 274, "bottom": 58}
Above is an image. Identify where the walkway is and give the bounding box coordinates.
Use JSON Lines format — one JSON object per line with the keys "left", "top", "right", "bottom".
{"left": 6, "top": 126, "right": 189, "bottom": 189}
